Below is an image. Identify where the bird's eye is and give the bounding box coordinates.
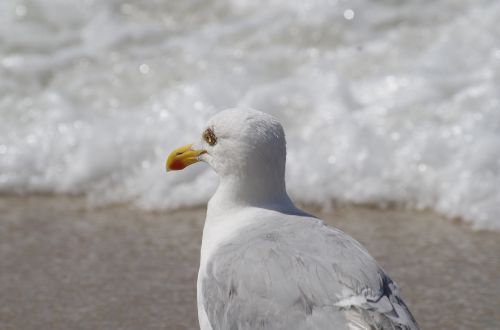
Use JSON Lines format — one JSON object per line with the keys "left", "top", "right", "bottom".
{"left": 203, "top": 127, "right": 217, "bottom": 146}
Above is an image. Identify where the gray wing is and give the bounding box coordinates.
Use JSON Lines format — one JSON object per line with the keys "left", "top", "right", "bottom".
{"left": 202, "top": 216, "right": 418, "bottom": 330}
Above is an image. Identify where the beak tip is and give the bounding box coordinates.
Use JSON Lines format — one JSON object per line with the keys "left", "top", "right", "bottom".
{"left": 166, "top": 162, "right": 176, "bottom": 172}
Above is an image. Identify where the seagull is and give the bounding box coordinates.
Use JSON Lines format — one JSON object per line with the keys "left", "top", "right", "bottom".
{"left": 166, "top": 108, "right": 419, "bottom": 330}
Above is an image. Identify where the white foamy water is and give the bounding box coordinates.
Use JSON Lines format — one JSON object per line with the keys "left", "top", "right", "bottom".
{"left": 1, "top": 0, "right": 499, "bottom": 229}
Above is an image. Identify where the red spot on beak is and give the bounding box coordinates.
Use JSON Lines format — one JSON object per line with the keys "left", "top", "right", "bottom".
{"left": 169, "top": 159, "right": 186, "bottom": 171}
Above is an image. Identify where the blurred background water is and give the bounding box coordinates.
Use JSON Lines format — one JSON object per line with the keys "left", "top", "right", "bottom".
{"left": 1, "top": 0, "right": 499, "bottom": 229}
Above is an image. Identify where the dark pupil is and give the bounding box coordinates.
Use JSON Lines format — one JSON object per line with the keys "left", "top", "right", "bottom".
{"left": 203, "top": 128, "right": 217, "bottom": 146}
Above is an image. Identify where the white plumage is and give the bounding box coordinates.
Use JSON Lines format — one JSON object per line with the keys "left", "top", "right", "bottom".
{"left": 170, "top": 108, "right": 418, "bottom": 330}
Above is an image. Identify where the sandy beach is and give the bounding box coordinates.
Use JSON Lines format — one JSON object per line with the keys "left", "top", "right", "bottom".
{"left": 0, "top": 196, "right": 499, "bottom": 330}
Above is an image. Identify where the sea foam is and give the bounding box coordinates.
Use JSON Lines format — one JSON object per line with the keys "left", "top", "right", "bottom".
{"left": 1, "top": 0, "right": 499, "bottom": 229}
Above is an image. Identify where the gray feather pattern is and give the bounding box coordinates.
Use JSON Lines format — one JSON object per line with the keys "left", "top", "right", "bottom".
{"left": 201, "top": 211, "right": 419, "bottom": 330}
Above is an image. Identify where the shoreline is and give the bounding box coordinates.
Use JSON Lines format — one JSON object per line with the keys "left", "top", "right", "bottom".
{"left": 1, "top": 196, "right": 499, "bottom": 329}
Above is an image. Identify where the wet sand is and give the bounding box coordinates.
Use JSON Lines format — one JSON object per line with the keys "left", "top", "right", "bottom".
{"left": 0, "top": 197, "right": 499, "bottom": 330}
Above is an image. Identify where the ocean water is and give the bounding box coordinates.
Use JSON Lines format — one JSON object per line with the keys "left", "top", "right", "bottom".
{"left": 0, "top": 0, "right": 499, "bottom": 229}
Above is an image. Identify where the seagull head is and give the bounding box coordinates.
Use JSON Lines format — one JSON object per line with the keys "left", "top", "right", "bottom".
{"left": 166, "top": 108, "right": 286, "bottom": 180}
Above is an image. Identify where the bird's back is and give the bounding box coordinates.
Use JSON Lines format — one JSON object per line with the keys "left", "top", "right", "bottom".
{"left": 199, "top": 208, "right": 419, "bottom": 330}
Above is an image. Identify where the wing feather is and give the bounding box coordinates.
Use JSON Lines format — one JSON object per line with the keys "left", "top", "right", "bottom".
{"left": 201, "top": 215, "right": 418, "bottom": 330}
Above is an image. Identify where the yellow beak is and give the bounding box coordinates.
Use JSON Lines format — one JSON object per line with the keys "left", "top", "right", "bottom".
{"left": 166, "top": 144, "right": 206, "bottom": 172}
